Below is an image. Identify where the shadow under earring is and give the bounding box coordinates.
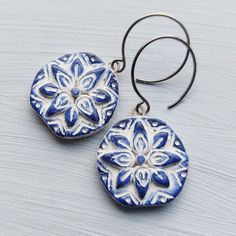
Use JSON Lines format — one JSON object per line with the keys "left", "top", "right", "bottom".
{"left": 29, "top": 13, "right": 190, "bottom": 139}
{"left": 97, "top": 36, "right": 197, "bottom": 207}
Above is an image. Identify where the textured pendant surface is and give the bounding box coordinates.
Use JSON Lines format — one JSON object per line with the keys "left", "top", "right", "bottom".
{"left": 97, "top": 117, "right": 189, "bottom": 207}
{"left": 30, "top": 52, "right": 119, "bottom": 139}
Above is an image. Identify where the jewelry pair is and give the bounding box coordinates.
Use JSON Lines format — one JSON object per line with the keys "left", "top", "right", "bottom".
{"left": 30, "top": 13, "right": 197, "bottom": 207}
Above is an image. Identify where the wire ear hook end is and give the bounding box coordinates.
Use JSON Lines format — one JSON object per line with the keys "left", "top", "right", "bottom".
{"left": 131, "top": 36, "right": 197, "bottom": 114}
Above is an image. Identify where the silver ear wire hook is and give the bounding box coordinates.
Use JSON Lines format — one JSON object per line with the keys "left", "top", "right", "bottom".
{"left": 110, "top": 13, "right": 190, "bottom": 84}
{"left": 131, "top": 36, "right": 197, "bottom": 116}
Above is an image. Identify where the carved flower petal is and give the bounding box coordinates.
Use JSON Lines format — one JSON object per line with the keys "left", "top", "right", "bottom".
{"left": 101, "top": 151, "right": 134, "bottom": 169}
{"left": 152, "top": 170, "right": 170, "bottom": 187}
{"left": 39, "top": 83, "right": 59, "bottom": 97}
{"left": 64, "top": 106, "right": 79, "bottom": 127}
{"left": 150, "top": 151, "right": 181, "bottom": 167}
{"left": 134, "top": 167, "right": 151, "bottom": 199}
{"left": 174, "top": 135, "right": 186, "bottom": 152}
{"left": 83, "top": 53, "right": 104, "bottom": 65}
{"left": 153, "top": 132, "right": 168, "bottom": 149}
{"left": 110, "top": 134, "right": 131, "bottom": 149}
{"left": 76, "top": 97, "right": 99, "bottom": 123}
{"left": 91, "top": 89, "right": 111, "bottom": 103}
{"left": 116, "top": 168, "right": 133, "bottom": 189}
{"left": 46, "top": 92, "right": 71, "bottom": 117}
{"left": 79, "top": 67, "right": 105, "bottom": 91}
{"left": 133, "top": 121, "right": 149, "bottom": 154}
{"left": 70, "top": 58, "right": 84, "bottom": 79}
{"left": 51, "top": 64, "right": 74, "bottom": 89}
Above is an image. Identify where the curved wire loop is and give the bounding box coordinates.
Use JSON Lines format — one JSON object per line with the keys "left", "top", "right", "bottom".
{"left": 110, "top": 13, "right": 190, "bottom": 84}
{"left": 131, "top": 36, "right": 197, "bottom": 115}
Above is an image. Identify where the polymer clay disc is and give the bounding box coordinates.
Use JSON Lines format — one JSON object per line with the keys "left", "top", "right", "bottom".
{"left": 30, "top": 52, "right": 119, "bottom": 139}
{"left": 97, "top": 117, "right": 189, "bottom": 207}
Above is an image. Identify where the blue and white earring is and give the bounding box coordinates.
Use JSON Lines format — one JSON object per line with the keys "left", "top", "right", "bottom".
{"left": 97, "top": 36, "right": 197, "bottom": 207}
{"left": 30, "top": 52, "right": 119, "bottom": 139}
{"left": 29, "top": 13, "right": 190, "bottom": 139}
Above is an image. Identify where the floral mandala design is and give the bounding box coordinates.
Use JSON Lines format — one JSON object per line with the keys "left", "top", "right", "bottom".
{"left": 97, "top": 117, "right": 189, "bottom": 207}
{"left": 30, "top": 52, "right": 119, "bottom": 138}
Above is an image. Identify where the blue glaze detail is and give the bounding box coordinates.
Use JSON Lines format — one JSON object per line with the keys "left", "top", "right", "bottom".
{"left": 116, "top": 169, "right": 132, "bottom": 189}
{"left": 134, "top": 168, "right": 150, "bottom": 199}
{"left": 46, "top": 93, "right": 70, "bottom": 117}
{"left": 101, "top": 151, "right": 133, "bottom": 168}
{"left": 151, "top": 152, "right": 182, "bottom": 168}
{"left": 71, "top": 87, "right": 80, "bottom": 97}
{"left": 97, "top": 117, "right": 189, "bottom": 207}
{"left": 70, "top": 58, "right": 84, "bottom": 77}
{"left": 107, "top": 74, "right": 119, "bottom": 94}
{"left": 137, "top": 155, "right": 145, "bottom": 165}
{"left": 152, "top": 170, "right": 170, "bottom": 187}
{"left": 91, "top": 89, "right": 111, "bottom": 103}
{"left": 77, "top": 97, "right": 100, "bottom": 124}
{"left": 79, "top": 67, "right": 105, "bottom": 91}
{"left": 81, "top": 52, "right": 104, "bottom": 65}
{"left": 174, "top": 135, "right": 186, "bottom": 152}
{"left": 110, "top": 134, "right": 131, "bottom": 149}
{"left": 65, "top": 107, "right": 79, "bottom": 128}
{"left": 34, "top": 69, "right": 45, "bottom": 83}
{"left": 113, "top": 118, "right": 132, "bottom": 130}
{"left": 30, "top": 52, "right": 119, "bottom": 139}
{"left": 58, "top": 54, "right": 72, "bottom": 62}
{"left": 51, "top": 65, "right": 73, "bottom": 89}
{"left": 153, "top": 132, "right": 168, "bottom": 149}
{"left": 39, "top": 83, "right": 58, "bottom": 97}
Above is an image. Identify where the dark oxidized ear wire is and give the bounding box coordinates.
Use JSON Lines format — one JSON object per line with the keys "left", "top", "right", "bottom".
{"left": 131, "top": 36, "right": 197, "bottom": 116}
{"left": 110, "top": 13, "right": 191, "bottom": 84}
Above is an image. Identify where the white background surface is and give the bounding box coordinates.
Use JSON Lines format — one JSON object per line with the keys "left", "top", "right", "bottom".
{"left": 0, "top": 0, "right": 236, "bottom": 235}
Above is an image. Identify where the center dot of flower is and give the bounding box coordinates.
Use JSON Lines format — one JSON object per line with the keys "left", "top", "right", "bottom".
{"left": 71, "top": 87, "right": 80, "bottom": 97}
{"left": 136, "top": 155, "right": 145, "bottom": 165}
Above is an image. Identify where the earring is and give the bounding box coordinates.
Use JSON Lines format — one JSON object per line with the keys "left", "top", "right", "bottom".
{"left": 30, "top": 13, "right": 190, "bottom": 139}
{"left": 97, "top": 36, "right": 197, "bottom": 207}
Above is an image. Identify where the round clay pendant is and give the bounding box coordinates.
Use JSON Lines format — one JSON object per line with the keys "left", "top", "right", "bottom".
{"left": 97, "top": 117, "right": 189, "bottom": 207}
{"left": 30, "top": 52, "right": 119, "bottom": 139}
